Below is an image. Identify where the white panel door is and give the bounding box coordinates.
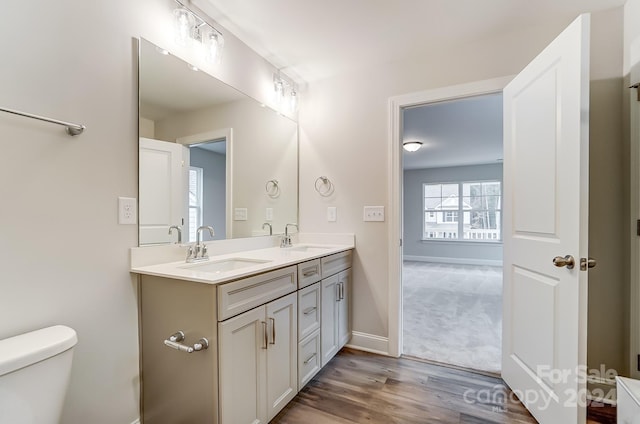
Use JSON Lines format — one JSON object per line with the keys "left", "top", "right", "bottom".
{"left": 139, "top": 137, "right": 187, "bottom": 245}
{"left": 265, "top": 293, "right": 298, "bottom": 421}
{"left": 502, "top": 14, "right": 590, "bottom": 424}
{"left": 218, "top": 306, "right": 268, "bottom": 424}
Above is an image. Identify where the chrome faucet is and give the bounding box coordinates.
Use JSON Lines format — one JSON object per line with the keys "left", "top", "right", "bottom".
{"left": 186, "top": 225, "right": 215, "bottom": 263}
{"left": 168, "top": 225, "right": 182, "bottom": 244}
{"left": 262, "top": 222, "right": 273, "bottom": 236}
{"left": 281, "top": 223, "right": 298, "bottom": 248}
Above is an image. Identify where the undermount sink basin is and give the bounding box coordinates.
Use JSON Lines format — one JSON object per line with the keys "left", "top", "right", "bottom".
{"left": 287, "top": 245, "right": 334, "bottom": 253}
{"left": 180, "top": 258, "right": 271, "bottom": 274}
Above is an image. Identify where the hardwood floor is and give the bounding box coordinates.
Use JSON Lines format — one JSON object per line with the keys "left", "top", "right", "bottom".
{"left": 272, "top": 348, "right": 617, "bottom": 424}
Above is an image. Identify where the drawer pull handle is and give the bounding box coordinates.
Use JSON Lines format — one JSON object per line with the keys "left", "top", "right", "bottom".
{"left": 262, "top": 322, "right": 268, "bottom": 349}
{"left": 304, "top": 353, "right": 317, "bottom": 365}
{"left": 269, "top": 318, "right": 276, "bottom": 345}
{"left": 303, "top": 269, "right": 318, "bottom": 277}
{"left": 303, "top": 307, "right": 317, "bottom": 315}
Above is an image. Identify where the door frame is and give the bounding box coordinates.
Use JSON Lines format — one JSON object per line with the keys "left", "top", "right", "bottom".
{"left": 176, "top": 128, "right": 234, "bottom": 239}
{"left": 387, "top": 76, "right": 513, "bottom": 358}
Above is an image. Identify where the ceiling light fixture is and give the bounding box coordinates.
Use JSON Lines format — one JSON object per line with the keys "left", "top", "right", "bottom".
{"left": 403, "top": 141, "right": 423, "bottom": 152}
{"left": 173, "top": 0, "right": 225, "bottom": 64}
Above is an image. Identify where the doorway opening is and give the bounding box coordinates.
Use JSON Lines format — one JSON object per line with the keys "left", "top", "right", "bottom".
{"left": 400, "top": 92, "right": 504, "bottom": 374}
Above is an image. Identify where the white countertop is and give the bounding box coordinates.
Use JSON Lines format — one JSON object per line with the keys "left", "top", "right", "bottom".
{"left": 130, "top": 243, "right": 354, "bottom": 285}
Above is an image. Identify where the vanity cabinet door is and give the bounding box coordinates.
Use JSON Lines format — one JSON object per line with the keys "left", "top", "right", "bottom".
{"left": 321, "top": 274, "right": 339, "bottom": 367}
{"left": 320, "top": 269, "right": 351, "bottom": 367}
{"left": 218, "top": 306, "right": 268, "bottom": 424}
{"left": 266, "top": 292, "right": 298, "bottom": 421}
{"left": 337, "top": 268, "right": 351, "bottom": 349}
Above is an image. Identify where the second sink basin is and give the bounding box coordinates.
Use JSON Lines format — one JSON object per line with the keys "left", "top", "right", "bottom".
{"left": 180, "top": 258, "right": 272, "bottom": 274}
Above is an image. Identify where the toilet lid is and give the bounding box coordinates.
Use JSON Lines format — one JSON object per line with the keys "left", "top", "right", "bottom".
{"left": 0, "top": 325, "right": 77, "bottom": 376}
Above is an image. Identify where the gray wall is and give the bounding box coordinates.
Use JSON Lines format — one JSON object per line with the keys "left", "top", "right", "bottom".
{"left": 190, "top": 147, "right": 226, "bottom": 240}
{"left": 403, "top": 164, "right": 503, "bottom": 264}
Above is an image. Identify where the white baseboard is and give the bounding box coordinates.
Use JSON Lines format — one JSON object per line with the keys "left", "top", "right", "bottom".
{"left": 403, "top": 255, "right": 503, "bottom": 267}
{"left": 130, "top": 419, "right": 140, "bottom": 424}
{"left": 345, "top": 331, "right": 389, "bottom": 356}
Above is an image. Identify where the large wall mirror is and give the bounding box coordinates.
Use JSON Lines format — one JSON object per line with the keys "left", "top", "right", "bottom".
{"left": 138, "top": 38, "right": 298, "bottom": 246}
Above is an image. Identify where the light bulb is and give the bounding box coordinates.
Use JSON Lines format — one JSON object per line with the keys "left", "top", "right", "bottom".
{"left": 173, "top": 8, "right": 194, "bottom": 47}
{"left": 274, "top": 79, "right": 285, "bottom": 105}
{"left": 202, "top": 27, "right": 224, "bottom": 64}
{"left": 289, "top": 90, "right": 298, "bottom": 113}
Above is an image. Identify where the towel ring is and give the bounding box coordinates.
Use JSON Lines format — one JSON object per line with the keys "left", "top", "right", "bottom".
{"left": 265, "top": 179, "right": 280, "bottom": 198}
{"left": 315, "top": 176, "right": 334, "bottom": 197}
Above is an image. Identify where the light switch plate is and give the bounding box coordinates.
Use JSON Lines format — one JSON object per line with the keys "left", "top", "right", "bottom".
{"left": 327, "top": 206, "right": 337, "bottom": 222}
{"left": 265, "top": 208, "right": 273, "bottom": 221}
{"left": 118, "top": 197, "right": 137, "bottom": 225}
{"left": 363, "top": 206, "right": 384, "bottom": 222}
{"left": 234, "top": 208, "right": 248, "bottom": 221}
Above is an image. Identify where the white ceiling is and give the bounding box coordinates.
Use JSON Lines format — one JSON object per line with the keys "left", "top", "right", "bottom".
{"left": 199, "top": 0, "right": 624, "bottom": 82}
{"left": 402, "top": 93, "right": 503, "bottom": 169}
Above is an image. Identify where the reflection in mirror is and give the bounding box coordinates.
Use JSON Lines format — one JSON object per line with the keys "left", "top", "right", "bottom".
{"left": 138, "top": 38, "right": 298, "bottom": 246}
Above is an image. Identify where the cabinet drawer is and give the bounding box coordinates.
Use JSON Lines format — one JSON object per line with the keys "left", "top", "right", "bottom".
{"left": 321, "top": 250, "right": 352, "bottom": 278}
{"left": 298, "top": 259, "right": 321, "bottom": 289}
{"left": 217, "top": 266, "right": 297, "bottom": 321}
{"left": 298, "top": 329, "right": 321, "bottom": 390}
{"left": 298, "top": 282, "right": 320, "bottom": 340}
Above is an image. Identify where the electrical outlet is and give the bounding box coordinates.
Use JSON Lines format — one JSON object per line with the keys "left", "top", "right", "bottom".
{"left": 327, "top": 206, "right": 337, "bottom": 222}
{"left": 363, "top": 206, "right": 384, "bottom": 222}
{"left": 265, "top": 208, "right": 273, "bottom": 221}
{"left": 234, "top": 208, "right": 248, "bottom": 221}
{"left": 118, "top": 197, "right": 137, "bottom": 225}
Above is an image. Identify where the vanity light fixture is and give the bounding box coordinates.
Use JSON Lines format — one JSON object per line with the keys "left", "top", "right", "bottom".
{"left": 173, "top": 0, "right": 225, "bottom": 64}
{"left": 403, "top": 141, "right": 423, "bottom": 152}
{"left": 273, "top": 72, "right": 299, "bottom": 114}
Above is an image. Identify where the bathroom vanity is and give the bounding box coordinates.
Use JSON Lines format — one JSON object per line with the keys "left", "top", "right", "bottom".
{"left": 131, "top": 240, "right": 353, "bottom": 424}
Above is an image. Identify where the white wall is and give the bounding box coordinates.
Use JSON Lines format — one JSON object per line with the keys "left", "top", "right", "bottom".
{"left": 0, "top": 0, "right": 287, "bottom": 422}
{"left": 587, "top": 7, "right": 627, "bottom": 377}
{"left": 299, "top": 8, "right": 627, "bottom": 366}
{"left": 299, "top": 19, "right": 575, "bottom": 343}
{"left": 403, "top": 164, "right": 503, "bottom": 264}
{"left": 625, "top": 0, "right": 640, "bottom": 378}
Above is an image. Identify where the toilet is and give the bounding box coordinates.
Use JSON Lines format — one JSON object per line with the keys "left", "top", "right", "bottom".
{"left": 0, "top": 325, "right": 78, "bottom": 424}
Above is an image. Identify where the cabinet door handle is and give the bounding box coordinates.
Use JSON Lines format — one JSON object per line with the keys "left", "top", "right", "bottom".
{"left": 269, "top": 317, "right": 276, "bottom": 345}
{"left": 303, "top": 306, "right": 317, "bottom": 315}
{"left": 340, "top": 282, "right": 344, "bottom": 300}
{"left": 303, "top": 269, "right": 318, "bottom": 277}
{"left": 304, "top": 352, "right": 317, "bottom": 365}
{"left": 262, "top": 321, "right": 268, "bottom": 349}
{"left": 336, "top": 284, "right": 340, "bottom": 302}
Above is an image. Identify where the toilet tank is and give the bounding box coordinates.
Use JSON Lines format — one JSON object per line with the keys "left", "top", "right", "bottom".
{"left": 0, "top": 325, "right": 78, "bottom": 424}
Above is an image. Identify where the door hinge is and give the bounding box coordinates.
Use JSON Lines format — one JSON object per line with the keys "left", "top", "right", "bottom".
{"left": 637, "top": 354, "right": 640, "bottom": 372}
{"left": 400, "top": 238, "right": 403, "bottom": 247}
{"left": 637, "top": 219, "right": 640, "bottom": 236}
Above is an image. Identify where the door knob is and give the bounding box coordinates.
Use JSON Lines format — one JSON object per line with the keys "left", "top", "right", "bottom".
{"left": 553, "top": 255, "right": 575, "bottom": 269}
{"left": 580, "top": 257, "right": 597, "bottom": 271}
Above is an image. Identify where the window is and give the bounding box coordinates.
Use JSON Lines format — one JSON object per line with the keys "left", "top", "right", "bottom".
{"left": 188, "top": 166, "right": 204, "bottom": 242}
{"left": 423, "top": 180, "right": 501, "bottom": 242}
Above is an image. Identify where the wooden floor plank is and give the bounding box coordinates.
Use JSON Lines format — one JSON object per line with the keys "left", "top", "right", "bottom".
{"left": 271, "top": 348, "right": 617, "bottom": 424}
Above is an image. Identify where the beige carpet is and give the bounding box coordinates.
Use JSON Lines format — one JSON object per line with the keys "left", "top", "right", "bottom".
{"left": 402, "top": 261, "right": 502, "bottom": 373}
